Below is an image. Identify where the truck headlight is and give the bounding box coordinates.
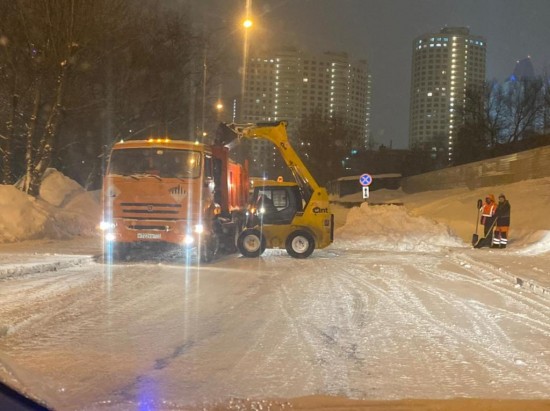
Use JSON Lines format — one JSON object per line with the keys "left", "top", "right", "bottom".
{"left": 100, "top": 221, "right": 115, "bottom": 231}
{"left": 105, "top": 233, "right": 116, "bottom": 242}
{"left": 183, "top": 235, "right": 194, "bottom": 245}
{"left": 194, "top": 224, "right": 204, "bottom": 234}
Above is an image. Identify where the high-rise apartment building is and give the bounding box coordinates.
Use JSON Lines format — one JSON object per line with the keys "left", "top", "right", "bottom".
{"left": 241, "top": 47, "right": 371, "bottom": 176}
{"left": 409, "top": 27, "right": 486, "bottom": 162}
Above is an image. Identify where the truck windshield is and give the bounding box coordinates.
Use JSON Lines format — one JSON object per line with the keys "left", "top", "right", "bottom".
{"left": 108, "top": 148, "right": 201, "bottom": 179}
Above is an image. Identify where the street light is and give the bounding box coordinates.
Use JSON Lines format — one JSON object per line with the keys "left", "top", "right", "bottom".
{"left": 215, "top": 101, "right": 224, "bottom": 122}
{"left": 243, "top": 19, "right": 253, "bottom": 29}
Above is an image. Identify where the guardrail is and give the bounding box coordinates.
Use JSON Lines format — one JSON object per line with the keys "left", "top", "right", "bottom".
{"left": 402, "top": 145, "right": 550, "bottom": 193}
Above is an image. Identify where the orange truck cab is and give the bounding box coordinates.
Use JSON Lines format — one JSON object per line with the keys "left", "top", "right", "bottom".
{"left": 101, "top": 138, "right": 248, "bottom": 262}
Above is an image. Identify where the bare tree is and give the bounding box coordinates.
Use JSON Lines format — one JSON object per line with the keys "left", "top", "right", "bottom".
{"left": 296, "top": 110, "right": 353, "bottom": 185}
{"left": 454, "top": 84, "right": 494, "bottom": 164}
{"left": 0, "top": 0, "right": 129, "bottom": 195}
{"left": 1, "top": 1, "right": 228, "bottom": 191}
{"left": 500, "top": 77, "right": 545, "bottom": 144}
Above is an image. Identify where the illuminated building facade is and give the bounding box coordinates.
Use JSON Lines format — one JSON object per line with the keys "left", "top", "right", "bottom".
{"left": 409, "top": 27, "right": 486, "bottom": 162}
{"left": 241, "top": 47, "right": 371, "bottom": 176}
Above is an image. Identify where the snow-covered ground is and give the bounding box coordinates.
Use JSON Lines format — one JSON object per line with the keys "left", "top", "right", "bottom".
{"left": 0, "top": 243, "right": 549, "bottom": 410}
{"left": 0, "top": 173, "right": 549, "bottom": 410}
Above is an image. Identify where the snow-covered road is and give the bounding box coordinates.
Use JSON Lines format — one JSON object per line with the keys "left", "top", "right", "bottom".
{"left": 0, "top": 244, "right": 549, "bottom": 410}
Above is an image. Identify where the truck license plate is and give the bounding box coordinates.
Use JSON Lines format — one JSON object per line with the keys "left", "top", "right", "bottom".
{"left": 137, "top": 233, "right": 162, "bottom": 240}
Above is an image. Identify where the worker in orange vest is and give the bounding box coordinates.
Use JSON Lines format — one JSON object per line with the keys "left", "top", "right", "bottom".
{"left": 475, "top": 194, "right": 496, "bottom": 248}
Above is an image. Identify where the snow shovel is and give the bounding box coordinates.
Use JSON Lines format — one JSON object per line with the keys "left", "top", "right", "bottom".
{"left": 472, "top": 198, "right": 482, "bottom": 246}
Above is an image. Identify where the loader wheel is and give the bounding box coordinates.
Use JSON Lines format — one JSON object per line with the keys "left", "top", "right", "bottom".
{"left": 237, "top": 229, "right": 266, "bottom": 258}
{"left": 285, "top": 230, "right": 315, "bottom": 259}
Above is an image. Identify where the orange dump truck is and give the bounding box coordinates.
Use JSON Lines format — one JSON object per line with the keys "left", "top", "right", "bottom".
{"left": 101, "top": 138, "right": 248, "bottom": 261}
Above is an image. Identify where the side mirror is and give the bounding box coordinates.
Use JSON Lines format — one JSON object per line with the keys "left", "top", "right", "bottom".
{"left": 477, "top": 199, "right": 482, "bottom": 208}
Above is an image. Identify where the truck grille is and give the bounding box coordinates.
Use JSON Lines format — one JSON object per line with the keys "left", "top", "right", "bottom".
{"left": 120, "top": 202, "right": 181, "bottom": 216}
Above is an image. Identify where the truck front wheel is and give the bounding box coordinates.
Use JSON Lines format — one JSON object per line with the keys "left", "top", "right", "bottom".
{"left": 285, "top": 230, "right": 315, "bottom": 258}
{"left": 237, "top": 229, "right": 266, "bottom": 258}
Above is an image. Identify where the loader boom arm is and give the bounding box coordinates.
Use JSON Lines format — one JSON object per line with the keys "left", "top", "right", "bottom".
{"left": 217, "top": 121, "right": 320, "bottom": 204}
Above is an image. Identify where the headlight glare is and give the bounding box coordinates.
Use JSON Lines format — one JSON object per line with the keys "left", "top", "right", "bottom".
{"left": 100, "top": 221, "right": 114, "bottom": 231}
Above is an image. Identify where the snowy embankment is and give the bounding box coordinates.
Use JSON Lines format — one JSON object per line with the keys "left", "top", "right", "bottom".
{"left": 0, "top": 169, "right": 101, "bottom": 243}
{"left": 336, "top": 203, "right": 465, "bottom": 252}
{"left": 334, "top": 177, "right": 550, "bottom": 256}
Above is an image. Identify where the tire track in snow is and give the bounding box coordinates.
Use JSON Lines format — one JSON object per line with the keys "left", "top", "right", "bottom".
{"left": 329, "top": 251, "right": 550, "bottom": 398}
{"left": 0, "top": 264, "right": 101, "bottom": 340}
{"left": 412, "top": 252, "right": 550, "bottom": 340}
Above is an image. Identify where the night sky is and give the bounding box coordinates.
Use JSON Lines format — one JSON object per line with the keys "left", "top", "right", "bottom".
{"left": 189, "top": 0, "right": 550, "bottom": 148}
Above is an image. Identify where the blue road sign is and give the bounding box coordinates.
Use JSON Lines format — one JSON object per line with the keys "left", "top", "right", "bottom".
{"left": 359, "top": 173, "right": 373, "bottom": 186}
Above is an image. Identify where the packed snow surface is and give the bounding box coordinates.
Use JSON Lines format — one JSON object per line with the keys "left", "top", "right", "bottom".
{"left": 0, "top": 245, "right": 549, "bottom": 410}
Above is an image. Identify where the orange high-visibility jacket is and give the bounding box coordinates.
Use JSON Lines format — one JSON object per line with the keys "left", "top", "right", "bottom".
{"left": 480, "top": 194, "right": 496, "bottom": 223}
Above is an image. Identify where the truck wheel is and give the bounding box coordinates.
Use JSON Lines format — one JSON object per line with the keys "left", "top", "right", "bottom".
{"left": 237, "top": 229, "right": 266, "bottom": 257}
{"left": 285, "top": 230, "right": 315, "bottom": 258}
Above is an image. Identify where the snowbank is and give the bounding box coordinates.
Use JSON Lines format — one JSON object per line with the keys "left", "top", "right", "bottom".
{"left": 336, "top": 203, "right": 465, "bottom": 252}
{"left": 39, "top": 168, "right": 84, "bottom": 207}
{"left": 513, "top": 230, "right": 550, "bottom": 256}
{"left": 0, "top": 169, "right": 100, "bottom": 243}
{"left": 0, "top": 186, "right": 51, "bottom": 243}
{"left": 401, "top": 177, "right": 550, "bottom": 255}
{"left": 333, "top": 177, "right": 550, "bottom": 255}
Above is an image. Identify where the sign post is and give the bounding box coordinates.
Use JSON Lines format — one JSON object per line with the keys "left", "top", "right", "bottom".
{"left": 359, "top": 173, "right": 373, "bottom": 201}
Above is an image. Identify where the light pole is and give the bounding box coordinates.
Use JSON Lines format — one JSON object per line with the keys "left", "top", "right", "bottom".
{"left": 240, "top": 0, "right": 253, "bottom": 120}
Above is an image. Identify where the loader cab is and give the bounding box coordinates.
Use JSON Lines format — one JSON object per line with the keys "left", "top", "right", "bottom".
{"left": 247, "top": 181, "right": 302, "bottom": 226}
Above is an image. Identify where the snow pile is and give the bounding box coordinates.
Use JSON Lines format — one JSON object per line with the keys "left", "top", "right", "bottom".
{"left": 401, "top": 177, "right": 550, "bottom": 253}
{"left": 514, "top": 230, "right": 550, "bottom": 256}
{"left": 0, "top": 169, "right": 101, "bottom": 243}
{"left": 0, "top": 186, "right": 51, "bottom": 243}
{"left": 39, "top": 168, "right": 85, "bottom": 207}
{"left": 336, "top": 203, "right": 465, "bottom": 252}
{"left": 332, "top": 177, "right": 550, "bottom": 255}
